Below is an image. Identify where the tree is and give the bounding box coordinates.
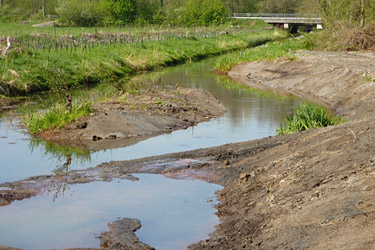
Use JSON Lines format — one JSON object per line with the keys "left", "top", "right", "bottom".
{"left": 112, "top": 0, "right": 137, "bottom": 24}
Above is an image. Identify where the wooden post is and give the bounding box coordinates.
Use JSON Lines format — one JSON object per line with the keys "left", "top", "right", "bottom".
{"left": 42, "top": 0, "right": 47, "bottom": 18}
{"left": 1, "top": 37, "right": 11, "bottom": 57}
{"left": 360, "top": 0, "right": 365, "bottom": 27}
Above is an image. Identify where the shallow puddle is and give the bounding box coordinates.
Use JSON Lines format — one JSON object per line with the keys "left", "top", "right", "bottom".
{"left": 0, "top": 174, "right": 221, "bottom": 249}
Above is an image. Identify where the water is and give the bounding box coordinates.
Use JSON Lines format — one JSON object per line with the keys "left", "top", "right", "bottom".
{"left": 0, "top": 58, "right": 301, "bottom": 183}
{"left": 0, "top": 174, "right": 221, "bottom": 249}
{"left": 0, "top": 57, "right": 302, "bottom": 249}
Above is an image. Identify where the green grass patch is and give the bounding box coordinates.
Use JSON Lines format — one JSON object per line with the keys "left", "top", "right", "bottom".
{"left": 277, "top": 103, "right": 346, "bottom": 135}
{"left": 25, "top": 101, "right": 92, "bottom": 134}
{"left": 215, "top": 35, "right": 315, "bottom": 73}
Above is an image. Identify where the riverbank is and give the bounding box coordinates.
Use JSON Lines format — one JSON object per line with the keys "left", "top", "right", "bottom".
{"left": 0, "top": 21, "right": 283, "bottom": 96}
{"left": 38, "top": 87, "right": 225, "bottom": 151}
{"left": 2, "top": 50, "right": 375, "bottom": 249}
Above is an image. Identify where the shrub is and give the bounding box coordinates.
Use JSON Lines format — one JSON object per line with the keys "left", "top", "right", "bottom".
{"left": 56, "top": 0, "right": 103, "bottom": 26}
{"left": 184, "top": 0, "right": 228, "bottom": 26}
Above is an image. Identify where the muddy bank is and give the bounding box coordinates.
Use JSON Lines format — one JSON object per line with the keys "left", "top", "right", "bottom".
{"left": 40, "top": 88, "right": 225, "bottom": 151}
{"left": 2, "top": 51, "right": 375, "bottom": 249}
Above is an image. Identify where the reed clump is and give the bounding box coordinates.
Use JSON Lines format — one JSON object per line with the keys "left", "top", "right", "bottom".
{"left": 277, "top": 103, "right": 346, "bottom": 135}
{"left": 25, "top": 102, "right": 92, "bottom": 134}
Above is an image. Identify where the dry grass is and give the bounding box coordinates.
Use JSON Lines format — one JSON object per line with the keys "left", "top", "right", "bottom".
{"left": 312, "top": 22, "right": 375, "bottom": 51}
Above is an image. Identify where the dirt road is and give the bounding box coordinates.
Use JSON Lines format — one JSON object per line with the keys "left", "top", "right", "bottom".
{"left": 2, "top": 51, "right": 375, "bottom": 249}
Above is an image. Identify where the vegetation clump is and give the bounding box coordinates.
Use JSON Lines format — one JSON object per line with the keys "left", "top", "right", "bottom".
{"left": 25, "top": 102, "right": 92, "bottom": 134}
{"left": 277, "top": 103, "right": 345, "bottom": 135}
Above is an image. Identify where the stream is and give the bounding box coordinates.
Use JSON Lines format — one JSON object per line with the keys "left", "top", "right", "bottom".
{"left": 0, "top": 57, "right": 302, "bottom": 249}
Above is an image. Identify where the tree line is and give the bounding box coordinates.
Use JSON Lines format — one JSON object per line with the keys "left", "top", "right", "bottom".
{"left": 1, "top": 0, "right": 375, "bottom": 28}
{"left": 0, "top": 0, "right": 309, "bottom": 26}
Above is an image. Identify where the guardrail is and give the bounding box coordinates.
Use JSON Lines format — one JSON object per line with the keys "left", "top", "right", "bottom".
{"left": 233, "top": 13, "right": 320, "bottom": 18}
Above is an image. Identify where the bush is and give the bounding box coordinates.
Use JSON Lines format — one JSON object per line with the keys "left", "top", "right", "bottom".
{"left": 111, "top": 0, "right": 137, "bottom": 24}
{"left": 184, "top": 0, "right": 228, "bottom": 26}
{"left": 57, "top": 0, "right": 103, "bottom": 26}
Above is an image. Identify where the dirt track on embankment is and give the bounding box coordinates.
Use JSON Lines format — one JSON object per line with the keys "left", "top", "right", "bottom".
{"left": 2, "top": 50, "right": 375, "bottom": 249}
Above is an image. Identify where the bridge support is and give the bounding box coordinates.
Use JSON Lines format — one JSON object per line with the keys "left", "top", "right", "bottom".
{"left": 271, "top": 23, "right": 323, "bottom": 33}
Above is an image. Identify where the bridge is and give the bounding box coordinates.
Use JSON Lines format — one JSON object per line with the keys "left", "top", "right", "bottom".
{"left": 232, "top": 13, "right": 323, "bottom": 32}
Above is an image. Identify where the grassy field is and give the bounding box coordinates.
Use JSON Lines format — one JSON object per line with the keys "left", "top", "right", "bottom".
{"left": 0, "top": 20, "right": 269, "bottom": 37}
{"left": 0, "top": 20, "right": 287, "bottom": 97}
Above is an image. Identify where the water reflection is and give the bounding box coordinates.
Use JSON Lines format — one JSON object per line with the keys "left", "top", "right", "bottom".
{"left": 0, "top": 57, "right": 302, "bottom": 183}
{"left": 0, "top": 174, "right": 221, "bottom": 250}
{"left": 28, "top": 139, "right": 91, "bottom": 173}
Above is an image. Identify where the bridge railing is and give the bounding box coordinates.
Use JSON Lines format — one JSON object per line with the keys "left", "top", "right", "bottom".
{"left": 232, "top": 13, "right": 320, "bottom": 18}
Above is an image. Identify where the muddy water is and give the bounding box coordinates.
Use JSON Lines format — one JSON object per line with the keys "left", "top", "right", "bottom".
{"left": 0, "top": 57, "right": 301, "bottom": 249}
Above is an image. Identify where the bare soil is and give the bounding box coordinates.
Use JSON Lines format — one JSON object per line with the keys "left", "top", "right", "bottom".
{"left": 40, "top": 88, "right": 226, "bottom": 151}
{"left": 2, "top": 50, "right": 375, "bottom": 249}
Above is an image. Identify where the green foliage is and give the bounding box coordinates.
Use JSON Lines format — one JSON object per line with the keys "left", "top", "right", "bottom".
{"left": 0, "top": 0, "right": 58, "bottom": 22}
{"left": 25, "top": 102, "right": 92, "bottom": 134}
{"left": 277, "top": 103, "right": 345, "bottom": 135}
{"left": 112, "top": 0, "right": 137, "bottom": 24}
{"left": 56, "top": 0, "right": 103, "bottom": 26}
{"left": 184, "top": 0, "right": 228, "bottom": 25}
{"left": 0, "top": 22, "right": 281, "bottom": 96}
{"left": 318, "top": 0, "right": 375, "bottom": 29}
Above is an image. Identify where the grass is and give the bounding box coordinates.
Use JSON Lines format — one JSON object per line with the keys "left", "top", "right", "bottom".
{"left": 215, "top": 35, "right": 315, "bottom": 73}
{"left": 0, "top": 19, "right": 270, "bottom": 37}
{"left": 25, "top": 101, "right": 92, "bottom": 134}
{"left": 277, "top": 103, "right": 346, "bottom": 135}
{"left": 0, "top": 21, "right": 286, "bottom": 96}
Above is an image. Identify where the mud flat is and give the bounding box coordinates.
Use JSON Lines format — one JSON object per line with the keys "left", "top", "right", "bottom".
{"left": 39, "top": 87, "right": 226, "bottom": 151}
{"left": 2, "top": 51, "right": 375, "bottom": 249}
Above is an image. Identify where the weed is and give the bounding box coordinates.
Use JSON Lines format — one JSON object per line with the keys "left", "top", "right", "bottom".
{"left": 154, "top": 98, "right": 163, "bottom": 105}
{"left": 25, "top": 101, "right": 92, "bottom": 134}
{"left": 277, "top": 103, "right": 346, "bottom": 135}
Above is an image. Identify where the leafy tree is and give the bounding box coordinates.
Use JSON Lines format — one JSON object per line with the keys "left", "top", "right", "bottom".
{"left": 112, "top": 0, "right": 137, "bottom": 24}
{"left": 56, "top": 0, "right": 103, "bottom": 26}
{"left": 184, "top": 0, "right": 228, "bottom": 25}
{"left": 201, "top": 0, "right": 228, "bottom": 25}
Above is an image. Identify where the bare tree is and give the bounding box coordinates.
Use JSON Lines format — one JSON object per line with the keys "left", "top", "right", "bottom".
{"left": 161, "top": 0, "right": 163, "bottom": 7}
{"left": 360, "top": 0, "right": 365, "bottom": 27}
{"left": 0, "top": 0, "right": 3, "bottom": 7}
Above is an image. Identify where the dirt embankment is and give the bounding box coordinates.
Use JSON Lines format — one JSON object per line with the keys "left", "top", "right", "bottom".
{"left": 40, "top": 88, "right": 225, "bottom": 151}
{"left": 2, "top": 51, "right": 375, "bottom": 249}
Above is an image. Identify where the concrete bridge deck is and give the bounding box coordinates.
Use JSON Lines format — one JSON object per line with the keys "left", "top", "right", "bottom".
{"left": 232, "top": 13, "right": 323, "bottom": 31}
{"left": 232, "top": 13, "right": 322, "bottom": 24}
